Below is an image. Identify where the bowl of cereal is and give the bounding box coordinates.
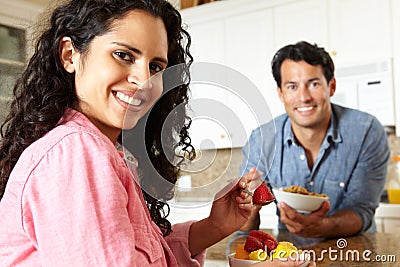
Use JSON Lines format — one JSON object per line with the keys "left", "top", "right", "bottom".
{"left": 272, "top": 185, "right": 329, "bottom": 213}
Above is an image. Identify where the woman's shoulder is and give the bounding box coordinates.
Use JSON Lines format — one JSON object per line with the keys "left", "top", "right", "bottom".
{"left": 21, "top": 111, "right": 118, "bottom": 167}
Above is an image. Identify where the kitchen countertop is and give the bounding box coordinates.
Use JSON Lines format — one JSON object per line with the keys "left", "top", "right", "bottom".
{"left": 206, "top": 230, "right": 400, "bottom": 266}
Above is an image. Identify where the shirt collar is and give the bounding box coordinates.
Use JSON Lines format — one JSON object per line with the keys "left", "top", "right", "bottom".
{"left": 283, "top": 104, "right": 342, "bottom": 146}
{"left": 283, "top": 118, "right": 296, "bottom": 146}
{"left": 326, "top": 105, "right": 342, "bottom": 144}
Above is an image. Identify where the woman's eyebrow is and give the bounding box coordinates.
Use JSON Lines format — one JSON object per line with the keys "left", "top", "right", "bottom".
{"left": 111, "top": 41, "right": 168, "bottom": 65}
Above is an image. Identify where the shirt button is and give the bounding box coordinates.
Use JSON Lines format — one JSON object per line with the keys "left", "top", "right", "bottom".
{"left": 309, "top": 181, "right": 314, "bottom": 186}
{"left": 339, "top": 182, "right": 345, "bottom": 188}
{"left": 299, "top": 154, "right": 306, "bottom": 160}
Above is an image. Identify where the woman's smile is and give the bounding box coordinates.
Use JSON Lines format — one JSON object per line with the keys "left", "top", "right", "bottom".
{"left": 68, "top": 10, "right": 168, "bottom": 142}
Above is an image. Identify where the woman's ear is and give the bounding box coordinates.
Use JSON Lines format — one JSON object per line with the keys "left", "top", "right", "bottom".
{"left": 59, "top": 36, "right": 77, "bottom": 73}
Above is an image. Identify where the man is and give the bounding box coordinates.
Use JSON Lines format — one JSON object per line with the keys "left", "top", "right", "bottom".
{"left": 240, "top": 41, "right": 390, "bottom": 238}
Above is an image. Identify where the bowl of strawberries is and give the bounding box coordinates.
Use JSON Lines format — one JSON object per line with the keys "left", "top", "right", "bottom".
{"left": 228, "top": 230, "right": 310, "bottom": 267}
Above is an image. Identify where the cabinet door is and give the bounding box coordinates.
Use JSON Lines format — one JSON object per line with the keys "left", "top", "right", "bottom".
{"left": 273, "top": 0, "right": 328, "bottom": 49}
{"left": 185, "top": 20, "right": 225, "bottom": 65}
{"left": 327, "top": 0, "right": 392, "bottom": 66}
{"left": 225, "top": 9, "right": 279, "bottom": 147}
{"left": 184, "top": 20, "right": 229, "bottom": 149}
{"left": 392, "top": 0, "right": 400, "bottom": 136}
{"left": 187, "top": 82, "right": 231, "bottom": 150}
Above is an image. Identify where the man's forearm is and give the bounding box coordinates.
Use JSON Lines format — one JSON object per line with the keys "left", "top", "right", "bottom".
{"left": 321, "top": 210, "right": 363, "bottom": 238}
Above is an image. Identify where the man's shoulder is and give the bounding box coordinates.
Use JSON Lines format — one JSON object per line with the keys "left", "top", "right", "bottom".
{"left": 333, "top": 104, "right": 380, "bottom": 126}
{"left": 332, "top": 104, "right": 385, "bottom": 136}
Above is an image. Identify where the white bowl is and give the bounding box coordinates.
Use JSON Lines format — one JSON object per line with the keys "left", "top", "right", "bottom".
{"left": 272, "top": 187, "right": 328, "bottom": 213}
{"left": 227, "top": 253, "right": 261, "bottom": 267}
{"left": 228, "top": 252, "right": 311, "bottom": 267}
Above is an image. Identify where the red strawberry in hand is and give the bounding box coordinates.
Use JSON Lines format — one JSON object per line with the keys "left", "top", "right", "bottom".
{"left": 252, "top": 183, "right": 275, "bottom": 205}
{"left": 244, "top": 236, "right": 264, "bottom": 252}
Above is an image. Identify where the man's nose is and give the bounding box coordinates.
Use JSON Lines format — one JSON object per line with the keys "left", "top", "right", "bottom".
{"left": 298, "top": 84, "right": 312, "bottom": 101}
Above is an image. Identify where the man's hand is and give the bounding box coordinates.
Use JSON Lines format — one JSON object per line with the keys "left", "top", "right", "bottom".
{"left": 278, "top": 200, "right": 330, "bottom": 237}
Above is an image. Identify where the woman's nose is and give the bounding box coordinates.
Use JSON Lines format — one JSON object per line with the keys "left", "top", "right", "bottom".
{"left": 127, "top": 64, "right": 151, "bottom": 89}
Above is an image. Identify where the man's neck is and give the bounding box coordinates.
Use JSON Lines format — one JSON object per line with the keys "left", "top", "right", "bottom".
{"left": 293, "top": 126, "right": 326, "bottom": 150}
{"left": 292, "top": 121, "right": 330, "bottom": 170}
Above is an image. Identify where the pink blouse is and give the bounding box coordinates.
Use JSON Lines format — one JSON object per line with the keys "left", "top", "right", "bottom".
{"left": 0, "top": 108, "right": 205, "bottom": 266}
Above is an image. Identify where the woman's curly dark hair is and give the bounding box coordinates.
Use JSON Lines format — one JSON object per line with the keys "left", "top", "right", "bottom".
{"left": 0, "top": 0, "right": 195, "bottom": 237}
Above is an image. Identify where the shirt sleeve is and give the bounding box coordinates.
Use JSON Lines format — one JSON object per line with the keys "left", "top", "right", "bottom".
{"left": 164, "top": 221, "right": 206, "bottom": 267}
{"left": 340, "top": 117, "right": 390, "bottom": 232}
{"left": 21, "top": 132, "right": 141, "bottom": 266}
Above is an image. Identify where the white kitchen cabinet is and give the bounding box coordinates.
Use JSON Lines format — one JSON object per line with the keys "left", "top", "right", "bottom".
{"left": 184, "top": 17, "right": 230, "bottom": 149}
{"left": 183, "top": 4, "right": 281, "bottom": 149}
{"left": 182, "top": 0, "right": 400, "bottom": 146}
{"left": 273, "top": 0, "right": 328, "bottom": 50}
{"left": 327, "top": 0, "right": 392, "bottom": 67}
{"left": 224, "top": 9, "right": 279, "bottom": 147}
{"left": 331, "top": 59, "right": 396, "bottom": 126}
{"left": 391, "top": 0, "right": 400, "bottom": 136}
{"left": 185, "top": 19, "right": 225, "bottom": 65}
{"left": 187, "top": 81, "right": 232, "bottom": 150}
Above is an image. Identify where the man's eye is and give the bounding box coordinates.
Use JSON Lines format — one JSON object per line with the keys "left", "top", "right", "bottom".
{"left": 310, "top": 81, "right": 321, "bottom": 89}
{"left": 287, "top": 84, "right": 296, "bottom": 90}
{"left": 114, "top": 51, "right": 133, "bottom": 62}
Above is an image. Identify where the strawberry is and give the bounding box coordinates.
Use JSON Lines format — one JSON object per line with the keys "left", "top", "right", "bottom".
{"left": 249, "top": 230, "right": 276, "bottom": 244}
{"left": 253, "top": 183, "right": 275, "bottom": 205}
{"left": 244, "top": 236, "right": 264, "bottom": 252}
{"left": 249, "top": 230, "right": 278, "bottom": 253}
{"left": 264, "top": 238, "right": 279, "bottom": 253}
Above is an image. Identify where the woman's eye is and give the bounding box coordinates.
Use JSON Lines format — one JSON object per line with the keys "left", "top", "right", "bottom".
{"left": 150, "top": 63, "right": 163, "bottom": 73}
{"left": 114, "top": 51, "right": 133, "bottom": 63}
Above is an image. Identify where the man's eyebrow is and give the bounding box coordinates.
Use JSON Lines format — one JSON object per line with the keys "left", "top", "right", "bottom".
{"left": 283, "top": 81, "right": 296, "bottom": 85}
{"left": 308, "top": 77, "right": 321, "bottom": 82}
{"left": 111, "top": 41, "right": 168, "bottom": 65}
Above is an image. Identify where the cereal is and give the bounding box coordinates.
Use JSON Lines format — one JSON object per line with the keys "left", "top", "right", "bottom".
{"left": 283, "top": 185, "right": 328, "bottom": 198}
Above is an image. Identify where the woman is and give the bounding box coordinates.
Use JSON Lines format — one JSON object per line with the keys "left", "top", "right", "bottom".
{"left": 0, "top": 0, "right": 310, "bottom": 266}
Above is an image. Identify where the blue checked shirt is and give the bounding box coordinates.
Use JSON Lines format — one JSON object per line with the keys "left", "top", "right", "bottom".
{"left": 240, "top": 103, "right": 390, "bottom": 233}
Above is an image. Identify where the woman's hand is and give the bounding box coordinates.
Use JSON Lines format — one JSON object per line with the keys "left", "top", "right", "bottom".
{"left": 188, "top": 168, "right": 263, "bottom": 255}
{"left": 208, "top": 168, "right": 263, "bottom": 237}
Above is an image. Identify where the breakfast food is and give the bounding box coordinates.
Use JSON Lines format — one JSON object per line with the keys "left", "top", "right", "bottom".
{"left": 234, "top": 230, "right": 301, "bottom": 262}
{"left": 271, "top": 241, "right": 299, "bottom": 259}
{"left": 252, "top": 184, "right": 275, "bottom": 205}
{"left": 249, "top": 249, "right": 267, "bottom": 261}
{"left": 283, "top": 185, "right": 328, "bottom": 198}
